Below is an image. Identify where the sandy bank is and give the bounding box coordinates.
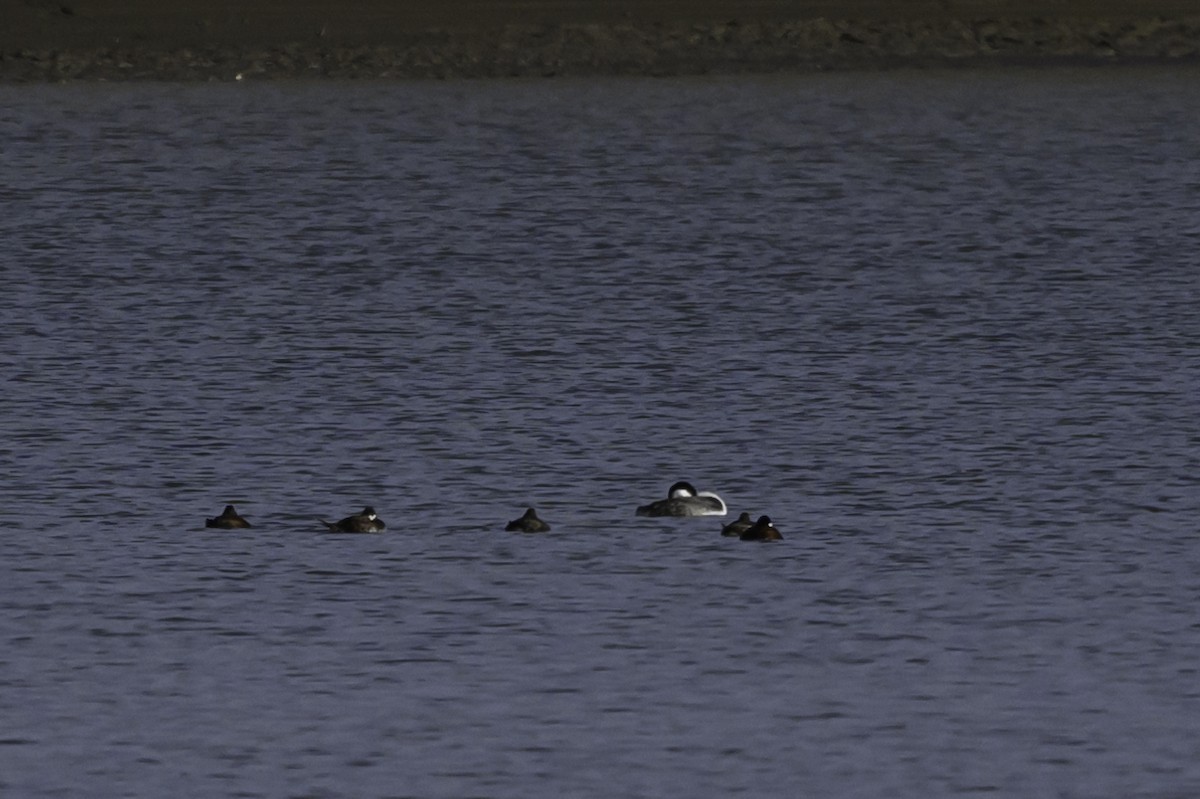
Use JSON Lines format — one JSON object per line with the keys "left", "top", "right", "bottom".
{"left": 3, "top": 1, "right": 1200, "bottom": 81}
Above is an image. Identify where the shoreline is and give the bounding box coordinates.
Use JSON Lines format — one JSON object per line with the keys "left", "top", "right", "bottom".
{"left": 4, "top": 2, "right": 1200, "bottom": 82}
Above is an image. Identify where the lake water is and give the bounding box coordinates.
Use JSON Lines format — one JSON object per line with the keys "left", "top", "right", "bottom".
{"left": 2, "top": 67, "right": 1200, "bottom": 798}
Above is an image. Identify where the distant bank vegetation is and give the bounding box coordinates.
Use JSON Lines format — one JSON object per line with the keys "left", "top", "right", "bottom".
{"left": 3, "top": 16, "right": 1199, "bottom": 81}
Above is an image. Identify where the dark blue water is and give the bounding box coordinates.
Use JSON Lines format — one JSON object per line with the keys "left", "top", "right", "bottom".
{"left": 2, "top": 69, "right": 1200, "bottom": 798}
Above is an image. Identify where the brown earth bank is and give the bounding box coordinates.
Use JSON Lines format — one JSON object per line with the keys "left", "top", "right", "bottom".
{"left": 3, "top": 1, "right": 1200, "bottom": 81}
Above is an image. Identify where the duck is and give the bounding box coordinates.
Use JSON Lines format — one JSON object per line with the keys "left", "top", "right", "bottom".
{"left": 636, "top": 480, "right": 727, "bottom": 517}
{"left": 319, "top": 506, "right": 386, "bottom": 533}
{"left": 739, "top": 515, "right": 783, "bottom": 542}
{"left": 720, "top": 511, "right": 754, "bottom": 537}
{"left": 505, "top": 507, "right": 551, "bottom": 533}
{"left": 206, "top": 504, "right": 252, "bottom": 529}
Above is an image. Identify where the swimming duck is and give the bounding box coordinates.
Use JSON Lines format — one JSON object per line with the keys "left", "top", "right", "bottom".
{"left": 636, "top": 480, "right": 728, "bottom": 517}
{"left": 319, "top": 506, "right": 386, "bottom": 533}
{"left": 206, "top": 504, "right": 252, "bottom": 529}
{"left": 720, "top": 511, "right": 754, "bottom": 537}
{"left": 505, "top": 507, "right": 551, "bottom": 533}
{"left": 739, "top": 515, "right": 783, "bottom": 542}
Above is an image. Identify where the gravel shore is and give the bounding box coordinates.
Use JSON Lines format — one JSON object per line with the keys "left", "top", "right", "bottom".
{"left": 4, "top": 2, "right": 1199, "bottom": 81}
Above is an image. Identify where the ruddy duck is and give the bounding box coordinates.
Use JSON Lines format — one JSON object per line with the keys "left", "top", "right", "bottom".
{"left": 636, "top": 481, "right": 727, "bottom": 517}
{"left": 206, "top": 505, "right": 251, "bottom": 529}
{"left": 320, "top": 506, "right": 386, "bottom": 533}
{"left": 720, "top": 511, "right": 754, "bottom": 537}
{"left": 505, "top": 507, "right": 551, "bottom": 533}
{"left": 740, "top": 515, "right": 783, "bottom": 541}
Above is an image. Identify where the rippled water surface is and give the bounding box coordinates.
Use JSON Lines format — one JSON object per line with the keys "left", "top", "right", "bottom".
{"left": 3, "top": 68, "right": 1200, "bottom": 798}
